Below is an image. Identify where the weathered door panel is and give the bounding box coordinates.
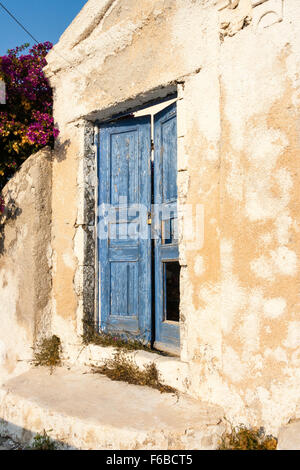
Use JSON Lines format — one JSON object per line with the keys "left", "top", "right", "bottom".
{"left": 154, "top": 103, "right": 180, "bottom": 354}
{"left": 98, "top": 116, "right": 152, "bottom": 343}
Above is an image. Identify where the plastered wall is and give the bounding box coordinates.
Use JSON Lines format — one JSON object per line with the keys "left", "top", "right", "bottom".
{"left": 45, "top": 0, "right": 300, "bottom": 432}
{"left": 0, "top": 149, "right": 52, "bottom": 385}
{"left": 217, "top": 1, "right": 300, "bottom": 430}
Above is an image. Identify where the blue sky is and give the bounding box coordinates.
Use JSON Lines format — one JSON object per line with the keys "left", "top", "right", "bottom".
{"left": 0, "top": 0, "right": 87, "bottom": 55}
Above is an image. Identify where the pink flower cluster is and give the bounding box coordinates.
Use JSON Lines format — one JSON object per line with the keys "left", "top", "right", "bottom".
{"left": 0, "top": 42, "right": 59, "bottom": 191}
{"left": 27, "top": 110, "right": 59, "bottom": 146}
{"left": 0, "top": 196, "right": 4, "bottom": 215}
{"left": 1, "top": 42, "right": 53, "bottom": 105}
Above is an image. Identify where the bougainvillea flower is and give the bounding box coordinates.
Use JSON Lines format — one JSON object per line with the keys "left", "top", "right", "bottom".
{"left": 0, "top": 42, "right": 59, "bottom": 193}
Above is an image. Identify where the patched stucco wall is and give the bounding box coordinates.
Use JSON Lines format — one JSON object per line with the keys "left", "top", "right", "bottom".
{"left": 44, "top": 0, "right": 300, "bottom": 433}
{"left": 179, "top": 0, "right": 300, "bottom": 432}
{"left": 216, "top": 2, "right": 300, "bottom": 430}
{"left": 0, "top": 149, "right": 52, "bottom": 385}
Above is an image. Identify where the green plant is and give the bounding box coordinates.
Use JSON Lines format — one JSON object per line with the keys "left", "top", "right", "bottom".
{"left": 218, "top": 425, "right": 278, "bottom": 450}
{"left": 92, "top": 350, "right": 176, "bottom": 394}
{"left": 31, "top": 430, "right": 56, "bottom": 451}
{"left": 32, "top": 335, "right": 62, "bottom": 372}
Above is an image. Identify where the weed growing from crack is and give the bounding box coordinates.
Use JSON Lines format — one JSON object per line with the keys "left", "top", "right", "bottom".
{"left": 92, "top": 350, "right": 177, "bottom": 394}
{"left": 32, "top": 335, "right": 62, "bottom": 372}
{"left": 218, "top": 425, "right": 278, "bottom": 450}
{"left": 31, "top": 430, "right": 56, "bottom": 451}
{"left": 83, "top": 319, "right": 157, "bottom": 353}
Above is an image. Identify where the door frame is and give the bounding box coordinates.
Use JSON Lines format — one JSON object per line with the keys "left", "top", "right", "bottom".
{"left": 95, "top": 94, "right": 181, "bottom": 354}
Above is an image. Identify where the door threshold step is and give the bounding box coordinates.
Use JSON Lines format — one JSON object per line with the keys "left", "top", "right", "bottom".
{"left": 0, "top": 366, "right": 225, "bottom": 450}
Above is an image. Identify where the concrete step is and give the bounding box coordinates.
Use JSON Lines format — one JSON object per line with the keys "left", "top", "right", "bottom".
{"left": 278, "top": 420, "right": 300, "bottom": 450}
{"left": 0, "top": 436, "right": 22, "bottom": 450}
{"left": 0, "top": 367, "right": 225, "bottom": 450}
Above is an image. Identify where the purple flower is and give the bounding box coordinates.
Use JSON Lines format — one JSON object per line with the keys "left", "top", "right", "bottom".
{"left": 0, "top": 42, "right": 59, "bottom": 188}
{"left": 0, "top": 196, "right": 4, "bottom": 215}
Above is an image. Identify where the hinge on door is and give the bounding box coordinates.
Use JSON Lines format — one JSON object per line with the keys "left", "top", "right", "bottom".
{"left": 147, "top": 211, "right": 152, "bottom": 225}
{"left": 151, "top": 139, "right": 154, "bottom": 151}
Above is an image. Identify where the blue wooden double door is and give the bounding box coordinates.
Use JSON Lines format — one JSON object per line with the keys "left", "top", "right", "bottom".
{"left": 98, "top": 103, "right": 180, "bottom": 354}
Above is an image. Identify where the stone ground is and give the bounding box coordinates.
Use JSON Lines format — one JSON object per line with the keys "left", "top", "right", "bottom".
{"left": 0, "top": 366, "right": 225, "bottom": 450}
{"left": 0, "top": 436, "right": 23, "bottom": 450}
{"left": 277, "top": 420, "right": 300, "bottom": 450}
{"left": 1, "top": 366, "right": 298, "bottom": 450}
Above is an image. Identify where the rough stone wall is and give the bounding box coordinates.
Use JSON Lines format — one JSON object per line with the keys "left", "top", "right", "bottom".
{"left": 45, "top": 0, "right": 218, "bottom": 126}
{"left": 45, "top": 0, "right": 300, "bottom": 433}
{"left": 0, "top": 149, "right": 52, "bottom": 385}
{"left": 217, "top": 0, "right": 285, "bottom": 39}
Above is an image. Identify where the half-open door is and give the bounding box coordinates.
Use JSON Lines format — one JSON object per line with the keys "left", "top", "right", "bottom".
{"left": 154, "top": 103, "right": 180, "bottom": 354}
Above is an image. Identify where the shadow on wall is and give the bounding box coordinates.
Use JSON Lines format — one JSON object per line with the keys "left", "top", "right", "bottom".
{"left": 0, "top": 419, "right": 75, "bottom": 450}
{"left": 0, "top": 138, "right": 70, "bottom": 256}
{"left": 53, "top": 138, "right": 71, "bottom": 162}
{"left": 0, "top": 190, "right": 22, "bottom": 257}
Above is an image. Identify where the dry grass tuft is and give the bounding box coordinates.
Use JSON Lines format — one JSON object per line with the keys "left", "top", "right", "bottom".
{"left": 83, "top": 320, "right": 157, "bottom": 353}
{"left": 92, "top": 350, "right": 176, "bottom": 394}
{"left": 219, "top": 425, "right": 278, "bottom": 450}
{"left": 32, "top": 335, "right": 62, "bottom": 372}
